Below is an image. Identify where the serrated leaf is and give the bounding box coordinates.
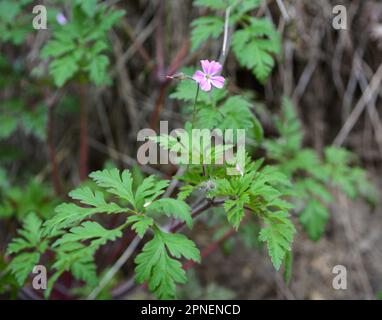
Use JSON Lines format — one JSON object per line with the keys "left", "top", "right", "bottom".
{"left": 232, "top": 18, "right": 280, "bottom": 83}
{"left": 147, "top": 198, "right": 193, "bottom": 229}
{"left": 299, "top": 200, "right": 329, "bottom": 241}
{"left": 69, "top": 187, "right": 125, "bottom": 213}
{"left": 127, "top": 215, "right": 154, "bottom": 238}
{"left": 52, "top": 221, "right": 122, "bottom": 247}
{"left": 161, "top": 232, "right": 201, "bottom": 262}
{"left": 135, "top": 229, "right": 200, "bottom": 299}
{"left": 191, "top": 16, "right": 224, "bottom": 52}
{"left": 224, "top": 194, "right": 249, "bottom": 230}
{"left": 41, "top": 39, "right": 76, "bottom": 59}
{"left": 7, "top": 252, "right": 40, "bottom": 286}
{"left": 135, "top": 175, "right": 169, "bottom": 210}
{"left": 86, "top": 54, "right": 109, "bottom": 85}
{"left": 220, "top": 95, "right": 254, "bottom": 130}
{"left": 75, "top": 0, "right": 98, "bottom": 17}
{"left": 44, "top": 196, "right": 124, "bottom": 235}
{"left": 71, "top": 257, "right": 98, "bottom": 285}
{"left": 52, "top": 242, "right": 99, "bottom": 288}
{"left": 7, "top": 213, "right": 43, "bottom": 254}
{"left": 48, "top": 54, "right": 80, "bottom": 87}
{"left": 90, "top": 169, "right": 136, "bottom": 208}
{"left": 177, "top": 185, "right": 195, "bottom": 201}
{"left": 259, "top": 212, "right": 296, "bottom": 270}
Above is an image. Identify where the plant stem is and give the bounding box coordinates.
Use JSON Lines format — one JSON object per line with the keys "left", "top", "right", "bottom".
{"left": 183, "top": 228, "right": 237, "bottom": 270}
{"left": 48, "top": 108, "right": 61, "bottom": 195}
{"left": 111, "top": 199, "right": 220, "bottom": 299}
{"left": 191, "top": 84, "right": 200, "bottom": 127}
{"left": 46, "top": 92, "right": 62, "bottom": 196}
{"left": 79, "top": 85, "right": 88, "bottom": 181}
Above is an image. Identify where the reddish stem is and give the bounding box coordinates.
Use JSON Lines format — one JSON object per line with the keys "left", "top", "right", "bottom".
{"left": 150, "top": 85, "right": 168, "bottom": 130}
{"left": 149, "top": 39, "right": 190, "bottom": 130}
{"left": 155, "top": 0, "right": 165, "bottom": 82}
{"left": 183, "top": 228, "right": 237, "bottom": 271}
{"left": 47, "top": 105, "right": 62, "bottom": 195}
{"left": 111, "top": 200, "right": 230, "bottom": 299}
{"left": 79, "top": 85, "right": 88, "bottom": 181}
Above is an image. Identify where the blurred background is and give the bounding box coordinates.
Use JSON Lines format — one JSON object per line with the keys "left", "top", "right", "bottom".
{"left": 0, "top": 0, "right": 382, "bottom": 299}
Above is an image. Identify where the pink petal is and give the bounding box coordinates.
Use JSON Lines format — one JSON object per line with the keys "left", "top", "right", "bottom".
{"left": 56, "top": 13, "right": 68, "bottom": 25}
{"left": 209, "top": 61, "right": 222, "bottom": 76}
{"left": 199, "top": 78, "right": 212, "bottom": 92}
{"left": 192, "top": 70, "right": 206, "bottom": 84}
{"left": 200, "top": 60, "right": 211, "bottom": 74}
{"left": 210, "top": 75, "right": 225, "bottom": 88}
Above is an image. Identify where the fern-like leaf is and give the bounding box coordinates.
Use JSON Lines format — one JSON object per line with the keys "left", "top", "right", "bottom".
{"left": 135, "top": 228, "right": 200, "bottom": 299}
{"left": 232, "top": 18, "right": 280, "bottom": 82}
{"left": 259, "top": 212, "right": 296, "bottom": 270}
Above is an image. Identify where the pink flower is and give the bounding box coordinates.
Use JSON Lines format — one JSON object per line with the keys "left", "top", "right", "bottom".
{"left": 56, "top": 13, "right": 68, "bottom": 25}
{"left": 192, "top": 60, "right": 225, "bottom": 92}
{"left": 235, "top": 164, "right": 244, "bottom": 176}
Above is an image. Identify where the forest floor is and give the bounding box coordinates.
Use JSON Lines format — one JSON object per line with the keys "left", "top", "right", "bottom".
{"left": 192, "top": 169, "right": 382, "bottom": 300}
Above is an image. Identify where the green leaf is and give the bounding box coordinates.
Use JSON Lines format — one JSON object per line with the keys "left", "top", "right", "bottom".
{"left": 41, "top": 39, "right": 76, "bottom": 59}
{"left": 71, "top": 256, "right": 98, "bottom": 285}
{"left": 45, "top": 271, "right": 63, "bottom": 298}
{"left": 48, "top": 54, "right": 80, "bottom": 87}
{"left": 44, "top": 191, "right": 124, "bottom": 235}
{"left": 0, "top": 167, "right": 9, "bottom": 190}
{"left": 127, "top": 215, "right": 154, "bottom": 238}
{"left": 7, "top": 252, "right": 40, "bottom": 286}
{"left": 86, "top": 54, "right": 109, "bottom": 85}
{"left": 0, "top": 2, "right": 19, "bottom": 21}
{"left": 223, "top": 194, "right": 249, "bottom": 230}
{"left": 43, "top": 203, "right": 94, "bottom": 235}
{"left": 75, "top": 0, "right": 98, "bottom": 17}
{"left": 283, "top": 250, "right": 293, "bottom": 284}
{"left": 69, "top": 187, "right": 125, "bottom": 213}
{"left": 299, "top": 200, "right": 329, "bottom": 241}
{"left": 135, "top": 229, "right": 200, "bottom": 299}
{"left": 97, "top": 8, "right": 125, "bottom": 32}
{"left": 252, "top": 114, "right": 264, "bottom": 143}
{"left": 40, "top": 4, "right": 124, "bottom": 87}
{"left": 191, "top": 16, "right": 224, "bottom": 52}
{"left": 177, "top": 185, "right": 195, "bottom": 201}
{"left": 0, "top": 115, "right": 18, "bottom": 138}
{"left": 5, "top": 214, "right": 45, "bottom": 286}
{"left": 90, "top": 169, "right": 136, "bottom": 208}
{"left": 170, "top": 76, "right": 227, "bottom": 103}
{"left": 219, "top": 95, "right": 254, "bottom": 130}
{"left": 52, "top": 242, "right": 99, "bottom": 287}
{"left": 7, "top": 213, "right": 44, "bottom": 254}
{"left": 52, "top": 221, "right": 122, "bottom": 247}
{"left": 232, "top": 18, "right": 280, "bottom": 83}
{"left": 160, "top": 232, "right": 201, "bottom": 262}
{"left": 135, "top": 175, "right": 169, "bottom": 210}
{"left": 259, "top": 211, "right": 296, "bottom": 270}
{"left": 147, "top": 198, "right": 193, "bottom": 229}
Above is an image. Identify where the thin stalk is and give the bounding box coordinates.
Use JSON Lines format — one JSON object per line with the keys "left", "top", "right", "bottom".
{"left": 79, "top": 85, "right": 88, "bottom": 181}
{"left": 47, "top": 104, "right": 62, "bottom": 195}
{"left": 191, "top": 84, "right": 200, "bottom": 127}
